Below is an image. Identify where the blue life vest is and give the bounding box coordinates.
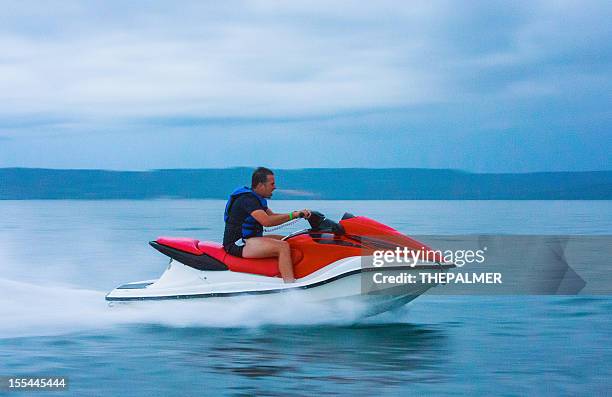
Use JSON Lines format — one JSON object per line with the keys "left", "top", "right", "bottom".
{"left": 223, "top": 186, "right": 268, "bottom": 239}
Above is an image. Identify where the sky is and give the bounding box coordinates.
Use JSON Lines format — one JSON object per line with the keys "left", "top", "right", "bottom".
{"left": 0, "top": 0, "right": 610, "bottom": 172}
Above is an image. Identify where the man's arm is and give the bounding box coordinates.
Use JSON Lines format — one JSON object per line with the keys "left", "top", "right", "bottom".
{"left": 251, "top": 209, "right": 293, "bottom": 227}
{"left": 252, "top": 209, "right": 312, "bottom": 227}
{"left": 239, "top": 196, "right": 290, "bottom": 227}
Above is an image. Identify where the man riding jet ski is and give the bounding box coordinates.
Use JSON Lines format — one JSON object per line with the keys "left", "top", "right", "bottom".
{"left": 223, "top": 167, "right": 311, "bottom": 283}
{"left": 106, "top": 204, "right": 454, "bottom": 314}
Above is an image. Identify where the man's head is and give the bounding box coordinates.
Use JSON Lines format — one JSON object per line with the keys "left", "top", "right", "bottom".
{"left": 251, "top": 167, "right": 275, "bottom": 198}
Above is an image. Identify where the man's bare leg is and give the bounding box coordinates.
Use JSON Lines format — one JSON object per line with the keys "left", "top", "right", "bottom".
{"left": 242, "top": 237, "right": 295, "bottom": 283}
{"left": 263, "top": 234, "right": 284, "bottom": 240}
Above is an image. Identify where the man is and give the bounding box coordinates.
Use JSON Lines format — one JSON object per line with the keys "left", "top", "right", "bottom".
{"left": 223, "top": 167, "right": 311, "bottom": 283}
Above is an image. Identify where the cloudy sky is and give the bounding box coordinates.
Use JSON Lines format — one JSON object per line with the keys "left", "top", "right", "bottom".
{"left": 0, "top": 0, "right": 610, "bottom": 171}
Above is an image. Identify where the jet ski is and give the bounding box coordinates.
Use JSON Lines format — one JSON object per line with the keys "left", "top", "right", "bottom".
{"left": 106, "top": 211, "right": 454, "bottom": 315}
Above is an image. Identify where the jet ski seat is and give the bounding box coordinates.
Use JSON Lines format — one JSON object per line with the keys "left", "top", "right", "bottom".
{"left": 154, "top": 237, "right": 302, "bottom": 278}
{"left": 197, "top": 241, "right": 281, "bottom": 277}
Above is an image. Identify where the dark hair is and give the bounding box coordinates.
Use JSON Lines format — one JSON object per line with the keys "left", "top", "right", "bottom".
{"left": 251, "top": 167, "right": 274, "bottom": 188}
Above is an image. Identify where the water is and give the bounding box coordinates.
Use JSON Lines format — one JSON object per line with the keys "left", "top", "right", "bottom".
{"left": 1, "top": 200, "right": 611, "bottom": 395}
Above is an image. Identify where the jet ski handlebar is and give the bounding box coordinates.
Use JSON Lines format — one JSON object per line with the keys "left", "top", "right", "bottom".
{"left": 307, "top": 210, "right": 345, "bottom": 234}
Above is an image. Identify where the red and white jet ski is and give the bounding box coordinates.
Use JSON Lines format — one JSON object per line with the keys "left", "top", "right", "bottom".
{"left": 106, "top": 211, "right": 454, "bottom": 314}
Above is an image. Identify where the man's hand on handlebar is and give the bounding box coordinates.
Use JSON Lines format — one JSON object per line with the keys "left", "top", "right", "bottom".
{"left": 292, "top": 209, "right": 312, "bottom": 219}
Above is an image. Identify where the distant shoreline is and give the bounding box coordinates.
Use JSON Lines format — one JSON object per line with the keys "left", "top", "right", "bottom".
{"left": 1, "top": 168, "right": 611, "bottom": 200}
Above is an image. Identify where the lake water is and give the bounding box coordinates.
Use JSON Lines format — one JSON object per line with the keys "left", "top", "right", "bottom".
{"left": 1, "top": 200, "right": 610, "bottom": 395}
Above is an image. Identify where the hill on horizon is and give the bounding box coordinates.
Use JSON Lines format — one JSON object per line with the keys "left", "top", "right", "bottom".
{"left": 1, "top": 167, "right": 611, "bottom": 200}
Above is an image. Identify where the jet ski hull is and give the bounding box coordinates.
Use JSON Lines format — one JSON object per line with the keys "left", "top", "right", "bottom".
{"left": 106, "top": 257, "right": 452, "bottom": 316}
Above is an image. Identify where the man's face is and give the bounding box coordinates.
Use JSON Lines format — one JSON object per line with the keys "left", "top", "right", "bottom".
{"left": 259, "top": 174, "right": 276, "bottom": 198}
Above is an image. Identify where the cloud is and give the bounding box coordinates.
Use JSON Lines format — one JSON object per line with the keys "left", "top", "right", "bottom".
{"left": 0, "top": 1, "right": 610, "bottom": 172}
{"left": 0, "top": 0, "right": 608, "bottom": 125}
{"left": 0, "top": 2, "right": 446, "bottom": 121}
